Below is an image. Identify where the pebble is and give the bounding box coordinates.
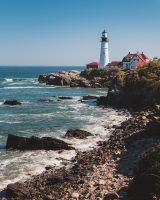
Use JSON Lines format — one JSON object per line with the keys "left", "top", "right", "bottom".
{"left": 72, "top": 192, "right": 79, "bottom": 199}
{"left": 1, "top": 112, "right": 157, "bottom": 200}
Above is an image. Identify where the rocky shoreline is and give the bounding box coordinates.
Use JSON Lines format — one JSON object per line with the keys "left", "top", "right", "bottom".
{"left": 0, "top": 108, "right": 159, "bottom": 200}
{"left": 2, "top": 63, "right": 160, "bottom": 200}
{"left": 38, "top": 70, "right": 112, "bottom": 88}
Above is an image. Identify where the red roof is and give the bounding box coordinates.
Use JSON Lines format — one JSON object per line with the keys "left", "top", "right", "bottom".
{"left": 133, "top": 61, "right": 146, "bottom": 67}
{"left": 125, "top": 53, "right": 134, "bottom": 59}
{"left": 86, "top": 62, "right": 99, "bottom": 68}
{"left": 137, "top": 53, "right": 149, "bottom": 62}
{"left": 124, "top": 52, "right": 149, "bottom": 62}
{"left": 107, "top": 61, "right": 122, "bottom": 67}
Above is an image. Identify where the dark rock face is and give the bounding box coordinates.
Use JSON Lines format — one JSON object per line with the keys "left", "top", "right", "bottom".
{"left": 97, "top": 87, "right": 158, "bottom": 110}
{"left": 6, "top": 183, "right": 28, "bottom": 198}
{"left": 6, "top": 134, "right": 74, "bottom": 150}
{"left": 128, "top": 133, "right": 160, "bottom": 200}
{"left": 38, "top": 74, "right": 48, "bottom": 83}
{"left": 4, "top": 100, "right": 21, "bottom": 106}
{"left": 97, "top": 91, "right": 128, "bottom": 108}
{"left": 146, "top": 119, "right": 160, "bottom": 135}
{"left": 64, "top": 129, "right": 92, "bottom": 139}
{"left": 129, "top": 174, "right": 160, "bottom": 200}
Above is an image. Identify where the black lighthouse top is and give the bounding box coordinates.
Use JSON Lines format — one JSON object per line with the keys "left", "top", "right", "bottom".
{"left": 101, "top": 30, "right": 108, "bottom": 42}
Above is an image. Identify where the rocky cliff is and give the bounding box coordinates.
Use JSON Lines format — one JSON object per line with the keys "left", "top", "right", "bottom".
{"left": 97, "top": 60, "right": 160, "bottom": 110}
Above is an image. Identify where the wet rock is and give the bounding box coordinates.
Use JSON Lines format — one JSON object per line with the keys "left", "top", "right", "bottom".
{"left": 38, "top": 74, "right": 48, "bottom": 83}
{"left": 58, "top": 96, "right": 73, "bottom": 100}
{"left": 4, "top": 100, "right": 21, "bottom": 106}
{"left": 47, "top": 175, "right": 64, "bottom": 185}
{"left": 83, "top": 96, "right": 98, "bottom": 100}
{"left": 6, "top": 134, "right": 74, "bottom": 150}
{"left": 6, "top": 183, "right": 28, "bottom": 198}
{"left": 64, "top": 129, "right": 93, "bottom": 139}
{"left": 103, "top": 192, "right": 119, "bottom": 200}
{"left": 45, "top": 165, "right": 54, "bottom": 170}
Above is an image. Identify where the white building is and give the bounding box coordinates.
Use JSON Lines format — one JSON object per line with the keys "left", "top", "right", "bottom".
{"left": 99, "top": 30, "right": 109, "bottom": 68}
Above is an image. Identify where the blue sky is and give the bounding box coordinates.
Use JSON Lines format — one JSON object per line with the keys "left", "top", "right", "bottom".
{"left": 0, "top": 0, "right": 159, "bottom": 66}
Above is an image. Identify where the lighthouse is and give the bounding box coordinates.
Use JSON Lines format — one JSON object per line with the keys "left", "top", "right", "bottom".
{"left": 99, "top": 30, "right": 109, "bottom": 68}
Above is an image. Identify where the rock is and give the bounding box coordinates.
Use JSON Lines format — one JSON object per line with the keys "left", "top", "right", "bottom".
{"left": 83, "top": 96, "right": 98, "bottom": 100}
{"left": 146, "top": 120, "right": 160, "bottom": 135}
{"left": 64, "top": 129, "right": 92, "bottom": 139}
{"left": 38, "top": 70, "right": 110, "bottom": 88}
{"left": 4, "top": 100, "right": 21, "bottom": 106}
{"left": 97, "top": 96, "right": 108, "bottom": 107}
{"left": 6, "top": 134, "right": 74, "bottom": 150}
{"left": 45, "top": 165, "right": 54, "bottom": 170}
{"left": 47, "top": 76, "right": 64, "bottom": 86}
{"left": 38, "top": 74, "right": 48, "bottom": 83}
{"left": 72, "top": 192, "right": 79, "bottom": 199}
{"left": 45, "top": 195, "right": 54, "bottom": 200}
{"left": 79, "top": 79, "right": 91, "bottom": 87}
{"left": 103, "top": 192, "right": 119, "bottom": 200}
{"left": 47, "top": 175, "right": 64, "bottom": 185}
{"left": 58, "top": 96, "right": 73, "bottom": 100}
{"left": 129, "top": 174, "right": 160, "bottom": 200}
{"left": 99, "top": 179, "right": 106, "bottom": 185}
{"left": 6, "top": 183, "right": 28, "bottom": 198}
{"left": 142, "top": 116, "right": 147, "bottom": 120}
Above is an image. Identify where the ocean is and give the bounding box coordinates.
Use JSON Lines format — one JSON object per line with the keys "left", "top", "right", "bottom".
{"left": 0, "top": 66, "right": 126, "bottom": 191}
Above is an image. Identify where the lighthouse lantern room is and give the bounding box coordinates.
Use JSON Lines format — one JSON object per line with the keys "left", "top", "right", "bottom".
{"left": 99, "top": 30, "right": 109, "bottom": 68}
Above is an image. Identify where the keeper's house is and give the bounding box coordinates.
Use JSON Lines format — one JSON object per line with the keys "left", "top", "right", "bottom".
{"left": 106, "top": 52, "right": 150, "bottom": 69}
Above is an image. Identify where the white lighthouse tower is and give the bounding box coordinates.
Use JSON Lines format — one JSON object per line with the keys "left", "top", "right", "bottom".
{"left": 99, "top": 30, "right": 109, "bottom": 68}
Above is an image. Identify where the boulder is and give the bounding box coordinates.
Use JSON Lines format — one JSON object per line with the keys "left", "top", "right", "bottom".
{"left": 79, "top": 79, "right": 91, "bottom": 87}
{"left": 6, "top": 183, "right": 28, "bottom": 198}
{"left": 47, "top": 76, "right": 63, "bottom": 86}
{"left": 97, "top": 96, "right": 108, "bottom": 106}
{"left": 4, "top": 100, "right": 22, "bottom": 106}
{"left": 58, "top": 96, "right": 73, "bottom": 100}
{"left": 83, "top": 96, "right": 97, "bottom": 100}
{"left": 38, "top": 74, "right": 48, "bottom": 83}
{"left": 6, "top": 134, "right": 74, "bottom": 150}
{"left": 64, "top": 129, "right": 92, "bottom": 139}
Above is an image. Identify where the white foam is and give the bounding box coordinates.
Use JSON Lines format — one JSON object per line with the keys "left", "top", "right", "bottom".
{"left": 0, "top": 120, "right": 21, "bottom": 124}
{"left": 0, "top": 149, "right": 76, "bottom": 191}
{"left": 0, "top": 93, "right": 129, "bottom": 192}
{"left": 0, "top": 86, "right": 56, "bottom": 89}
{"left": 5, "top": 78, "right": 13, "bottom": 82}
